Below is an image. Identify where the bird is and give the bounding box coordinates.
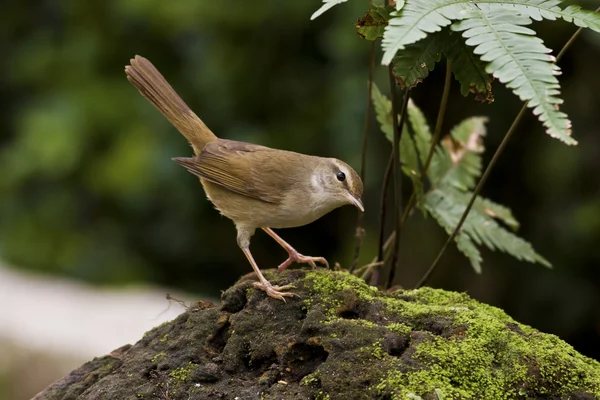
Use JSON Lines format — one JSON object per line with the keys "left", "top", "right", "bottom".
{"left": 124, "top": 55, "right": 364, "bottom": 300}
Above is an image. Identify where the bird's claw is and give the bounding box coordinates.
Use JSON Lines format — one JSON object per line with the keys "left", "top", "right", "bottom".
{"left": 277, "top": 252, "right": 329, "bottom": 271}
{"left": 252, "top": 281, "right": 297, "bottom": 301}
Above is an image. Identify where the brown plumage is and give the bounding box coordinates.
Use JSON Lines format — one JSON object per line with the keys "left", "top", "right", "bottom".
{"left": 125, "top": 55, "right": 364, "bottom": 300}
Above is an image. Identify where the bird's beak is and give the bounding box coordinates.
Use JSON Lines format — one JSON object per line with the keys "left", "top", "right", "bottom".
{"left": 347, "top": 194, "right": 364, "bottom": 212}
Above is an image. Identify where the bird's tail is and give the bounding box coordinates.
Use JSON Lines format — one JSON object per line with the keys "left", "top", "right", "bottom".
{"left": 125, "top": 55, "right": 217, "bottom": 154}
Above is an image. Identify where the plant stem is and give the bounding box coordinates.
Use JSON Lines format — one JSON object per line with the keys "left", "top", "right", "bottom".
{"left": 416, "top": 17, "right": 594, "bottom": 288}
{"left": 351, "top": 42, "right": 376, "bottom": 272}
{"left": 375, "top": 153, "right": 393, "bottom": 285}
{"left": 416, "top": 105, "right": 528, "bottom": 288}
{"left": 385, "top": 71, "right": 410, "bottom": 290}
{"left": 401, "top": 59, "right": 453, "bottom": 224}
{"left": 423, "top": 59, "right": 453, "bottom": 173}
{"left": 377, "top": 154, "right": 394, "bottom": 263}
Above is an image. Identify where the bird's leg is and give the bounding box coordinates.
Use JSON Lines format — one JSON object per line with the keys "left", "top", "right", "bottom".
{"left": 241, "top": 247, "right": 296, "bottom": 301}
{"left": 262, "top": 228, "right": 329, "bottom": 271}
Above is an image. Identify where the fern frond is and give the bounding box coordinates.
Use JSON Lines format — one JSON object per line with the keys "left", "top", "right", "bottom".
{"left": 372, "top": 85, "right": 425, "bottom": 206}
{"left": 373, "top": 89, "right": 547, "bottom": 272}
{"left": 382, "top": 0, "right": 600, "bottom": 144}
{"left": 559, "top": 5, "right": 600, "bottom": 32}
{"left": 426, "top": 189, "right": 483, "bottom": 272}
{"left": 381, "top": 1, "right": 474, "bottom": 65}
{"left": 311, "top": 0, "right": 348, "bottom": 20}
{"left": 442, "top": 116, "right": 487, "bottom": 190}
{"left": 452, "top": 5, "right": 576, "bottom": 145}
{"left": 392, "top": 33, "right": 444, "bottom": 89}
{"left": 372, "top": 83, "right": 394, "bottom": 139}
{"left": 428, "top": 116, "right": 487, "bottom": 191}
{"left": 405, "top": 99, "right": 432, "bottom": 166}
{"left": 471, "top": 195, "right": 520, "bottom": 231}
{"left": 487, "top": 1, "right": 600, "bottom": 32}
{"left": 443, "top": 32, "right": 494, "bottom": 102}
{"left": 426, "top": 187, "right": 550, "bottom": 273}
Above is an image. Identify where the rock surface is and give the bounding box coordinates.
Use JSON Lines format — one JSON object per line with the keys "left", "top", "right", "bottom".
{"left": 35, "top": 269, "right": 600, "bottom": 400}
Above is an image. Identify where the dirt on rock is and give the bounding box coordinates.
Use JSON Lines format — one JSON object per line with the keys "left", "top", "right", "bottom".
{"left": 34, "top": 269, "right": 600, "bottom": 400}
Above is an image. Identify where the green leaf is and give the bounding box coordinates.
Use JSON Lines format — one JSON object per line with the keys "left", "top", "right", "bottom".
{"left": 403, "top": 100, "right": 429, "bottom": 208}
{"left": 428, "top": 116, "right": 487, "bottom": 191}
{"left": 372, "top": 84, "right": 425, "bottom": 207}
{"left": 380, "top": 0, "right": 600, "bottom": 144}
{"left": 486, "top": 1, "right": 600, "bottom": 32}
{"left": 442, "top": 31, "right": 494, "bottom": 102}
{"left": 426, "top": 187, "right": 550, "bottom": 273}
{"left": 426, "top": 189, "right": 483, "bottom": 272}
{"left": 425, "top": 111, "right": 549, "bottom": 271}
{"left": 381, "top": 1, "right": 472, "bottom": 65}
{"left": 392, "top": 33, "right": 443, "bottom": 89}
{"left": 452, "top": 5, "right": 576, "bottom": 145}
{"left": 372, "top": 83, "right": 394, "bottom": 138}
{"left": 372, "top": 85, "right": 548, "bottom": 272}
{"left": 357, "top": 7, "right": 394, "bottom": 41}
{"left": 310, "top": 0, "right": 348, "bottom": 20}
{"left": 559, "top": 4, "right": 600, "bottom": 32}
{"left": 404, "top": 99, "right": 432, "bottom": 167}
{"left": 471, "top": 195, "right": 520, "bottom": 231}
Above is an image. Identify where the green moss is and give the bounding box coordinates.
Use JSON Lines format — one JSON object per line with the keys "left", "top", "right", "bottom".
{"left": 301, "top": 371, "right": 321, "bottom": 386}
{"left": 303, "top": 270, "right": 600, "bottom": 398}
{"left": 151, "top": 352, "right": 166, "bottom": 363}
{"left": 159, "top": 333, "right": 169, "bottom": 342}
{"left": 386, "top": 322, "right": 412, "bottom": 335}
{"left": 370, "top": 339, "right": 385, "bottom": 360}
{"left": 305, "top": 270, "right": 377, "bottom": 301}
{"left": 316, "top": 391, "right": 330, "bottom": 400}
{"left": 169, "top": 362, "right": 195, "bottom": 383}
{"left": 373, "top": 289, "right": 600, "bottom": 399}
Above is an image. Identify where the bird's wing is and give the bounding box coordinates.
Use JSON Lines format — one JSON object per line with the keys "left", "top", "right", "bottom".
{"left": 173, "top": 139, "right": 295, "bottom": 204}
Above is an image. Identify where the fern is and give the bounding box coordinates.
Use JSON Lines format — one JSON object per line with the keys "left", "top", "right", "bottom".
{"left": 443, "top": 32, "right": 493, "bottom": 102}
{"left": 381, "top": 1, "right": 472, "bottom": 65}
{"left": 452, "top": 5, "right": 574, "bottom": 144}
{"left": 372, "top": 84, "right": 425, "bottom": 207}
{"left": 487, "top": 1, "right": 600, "bottom": 31}
{"left": 380, "top": 0, "right": 600, "bottom": 145}
{"left": 310, "top": 0, "right": 349, "bottom": 20}
{"left": 392, "top": 33, "right": 444, "bottom": 89}
{"left": 426, "top": 187, "right": 550, "bottom": 273}
{"left": 373, "top": 88, "right": 549, "bottom": 273}
{"left": 472, "top": 195, "right": 519, "bottom": 231}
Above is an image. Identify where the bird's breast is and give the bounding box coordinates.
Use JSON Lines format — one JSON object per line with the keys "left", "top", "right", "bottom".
{"left": 201, "top": 179, "right": 341, "bottom": 229}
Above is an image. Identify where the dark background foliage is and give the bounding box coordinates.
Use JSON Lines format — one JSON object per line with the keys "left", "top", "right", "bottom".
{"left": 1, "top": 0, "right": 599, "bottom": 361}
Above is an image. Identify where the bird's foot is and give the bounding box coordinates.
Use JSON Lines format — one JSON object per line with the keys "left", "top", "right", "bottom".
{"left": 277, "top": 250, "right": 329, "bottom": 271}
{"left": 252, "top": 281, "right": 297, "bottom": 302}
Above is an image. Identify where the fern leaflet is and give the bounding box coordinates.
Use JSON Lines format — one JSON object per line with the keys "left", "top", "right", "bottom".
{"left": 311, "top": 0, "right": 348, "bottom": 20}
{"left": 373, "top": 88, "right": 549, "bottom": 273}
{"left": 452, "top": 5, "right": 576, "bottom": 144}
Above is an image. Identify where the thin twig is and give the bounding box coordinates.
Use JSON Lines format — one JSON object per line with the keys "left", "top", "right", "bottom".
{"left": 385, "top": 77, "right": 411, "bottom": 290}
{"left": 416, "top": 105, "right": 528, "bottom": 288}
{"left": 423, "top": 59, "right": 453, "bottom": 173}
{"left": 351, "top": 42, "right": 376, "bottom": 272}
{"left": 402, "top": 59, "right": 453, "bottom": 225}
{"left": 375, "top": 153, "right": 394, "bottom": 284}
{"left": 416, "top": 19, "right": 593, "bottom": 289}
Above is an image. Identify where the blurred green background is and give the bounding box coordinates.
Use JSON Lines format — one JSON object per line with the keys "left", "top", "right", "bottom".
{"left": 1, "top": 0, "right": 599, "bottom": 369}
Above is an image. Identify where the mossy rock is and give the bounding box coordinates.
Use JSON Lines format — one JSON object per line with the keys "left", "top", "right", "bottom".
{"left": 34, "top": 269, "right": 600, "bottom": 400}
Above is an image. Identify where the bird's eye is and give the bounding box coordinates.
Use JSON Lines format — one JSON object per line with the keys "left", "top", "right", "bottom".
{"left": 336, "top": 171, "right": 346, "bottom": 182}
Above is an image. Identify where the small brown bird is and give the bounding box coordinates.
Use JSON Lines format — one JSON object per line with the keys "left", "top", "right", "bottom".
{"left": 125, "top": 55, "right": 364, "bottom": 300}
